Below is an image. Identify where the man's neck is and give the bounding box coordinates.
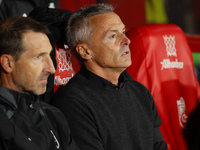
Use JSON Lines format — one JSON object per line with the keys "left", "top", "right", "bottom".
{"left": 0, "top": 75, "right": 23, "bottom": 94}
{"left": 84, "top": 64, "right": 125, "bottom": 86}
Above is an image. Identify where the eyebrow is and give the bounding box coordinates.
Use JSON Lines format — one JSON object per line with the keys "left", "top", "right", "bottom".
{"left": 35, "top": 47, "right": 53, "bottom": 57}
{"left": 108, "top": 26, "right": 126, "bottom": 33}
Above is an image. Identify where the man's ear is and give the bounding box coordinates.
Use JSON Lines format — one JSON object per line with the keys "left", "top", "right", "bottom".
{"left": 0, "top": 54, "right": 15, "bottom": 73}
{"left": 76, "top": 43, "right": 92, "bottom": 60}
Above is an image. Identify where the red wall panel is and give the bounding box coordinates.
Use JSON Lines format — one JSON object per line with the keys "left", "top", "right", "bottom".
{"left": 59, "top": 0, "right": 146, "bottom": 29}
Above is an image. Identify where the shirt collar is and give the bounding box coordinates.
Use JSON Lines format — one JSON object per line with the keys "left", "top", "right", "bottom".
{"left": 79, "top": 66, "right": 128, "bottom": 90}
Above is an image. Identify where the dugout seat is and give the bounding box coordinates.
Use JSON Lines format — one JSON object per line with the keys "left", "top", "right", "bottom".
{"left": 54, "top": 42, "right": 80, "bottom": 92}
{"left": 126, "top": 24, "right": 200, "bottom": 150}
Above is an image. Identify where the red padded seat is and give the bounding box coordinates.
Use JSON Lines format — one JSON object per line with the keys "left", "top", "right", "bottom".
{"left": 126, "top": 24, "right": 200, "bottom": 150}
{"left": 54, "top": 43, "right": 80, "bottom": 92}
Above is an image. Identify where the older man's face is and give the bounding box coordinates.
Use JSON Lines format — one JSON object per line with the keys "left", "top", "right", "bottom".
{"left": 88, "top": 12, "right": 132, "bottom": 72}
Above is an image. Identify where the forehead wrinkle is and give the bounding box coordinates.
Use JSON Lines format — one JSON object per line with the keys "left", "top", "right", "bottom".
{"left": 89, "top": 12, "right": 125, "bottom": 43}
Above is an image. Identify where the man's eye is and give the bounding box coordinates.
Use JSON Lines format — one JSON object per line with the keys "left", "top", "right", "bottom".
{"left": 110, "top": 34, "right": 116, "bottom": 39}
{"left": 36, "top": 55, "right": 41, "bottom": 59}
{"left": 36, "top": 55, "right": 44, "bottom": 60}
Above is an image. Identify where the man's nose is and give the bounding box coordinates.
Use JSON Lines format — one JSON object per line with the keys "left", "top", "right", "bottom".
{"left": 122, "top": 34, "right": 131, "bottom": 46}
{"left": 45, "top": 56, "right": 56, "bottom": 74}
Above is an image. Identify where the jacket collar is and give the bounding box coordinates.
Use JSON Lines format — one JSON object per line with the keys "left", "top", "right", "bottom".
{"left": 0, "top": 86, "right": 37, "bottom": 111}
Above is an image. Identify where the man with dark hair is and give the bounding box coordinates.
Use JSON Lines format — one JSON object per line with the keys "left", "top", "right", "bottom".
{"left": 0, "top": 16, "right": 78, "bottom": 150}
{"left": 52, "top": 3, "right": 168, "bottom": 150}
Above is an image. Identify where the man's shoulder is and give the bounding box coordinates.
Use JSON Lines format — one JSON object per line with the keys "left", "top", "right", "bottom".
{"left": 40, "top": 101, "right": 68, "bottom": 123}
{"left": 40, "top": 100, "right": 61, "bottom": 112}
{"left": 55, "top": 72, "right": 92, "bottom": 94}
{"left": 123, "top": 71, "right": 147, "bottom": 89}
{"left": 63, "top": 72, "right": 83, "bottom": 87}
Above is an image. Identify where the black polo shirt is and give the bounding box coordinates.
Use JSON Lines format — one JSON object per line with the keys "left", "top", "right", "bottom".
{"left": 79, "top": 66, "right": 128, "bottom": 90}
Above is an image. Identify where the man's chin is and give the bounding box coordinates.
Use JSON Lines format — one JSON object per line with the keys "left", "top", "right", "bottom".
{"left": 122, "top": 63, "right": 132, "bottom": 70}
{"left": 126, "top": 60, "right": 132, "bottom": 68}
{"left": 36, "top": 87, "right": 47, "bottom": 95}
{"left": 26, "top": 87, "right": 47, "bottom": 96}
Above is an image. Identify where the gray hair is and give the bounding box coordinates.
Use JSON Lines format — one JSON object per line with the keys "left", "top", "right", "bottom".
{"left": 66, "top": 3, "right": 114, "bottom": 63}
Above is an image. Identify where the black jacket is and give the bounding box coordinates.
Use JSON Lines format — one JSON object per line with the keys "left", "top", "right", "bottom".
{"left": 0, "top": 0, "right": 60, "bottom": 23}
{"left": 0, "top": 86, "right": 78, "bottom": 150}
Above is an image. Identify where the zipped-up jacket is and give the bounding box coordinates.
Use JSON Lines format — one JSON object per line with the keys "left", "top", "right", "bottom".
{"left": 0, "top": 85, "right": 78, "bottom": 150}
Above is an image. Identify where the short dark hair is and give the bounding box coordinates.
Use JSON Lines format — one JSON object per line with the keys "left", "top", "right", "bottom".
{"left": 0, "top": 16, "right": 50, "bottom": 61}
{"left": 66, "top": 3, "right": 114, "bottom": 63}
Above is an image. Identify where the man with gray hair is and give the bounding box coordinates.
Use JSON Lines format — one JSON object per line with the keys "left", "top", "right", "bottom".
{"left": 52, "top": 3, "right": 168, "bottom": 150}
